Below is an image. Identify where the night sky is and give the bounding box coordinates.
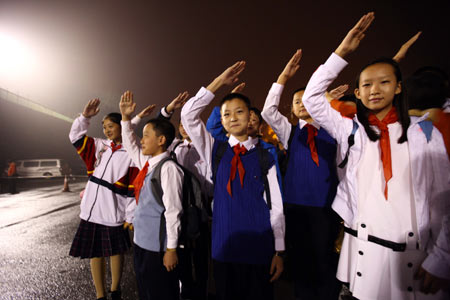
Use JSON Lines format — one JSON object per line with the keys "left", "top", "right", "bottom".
{"left": 0, "top": 0, "right": 449, "bottom": 171}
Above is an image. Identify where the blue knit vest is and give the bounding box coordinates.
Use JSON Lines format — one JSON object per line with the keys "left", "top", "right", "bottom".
{"left": 133, "top": 169, "right": 167, "bottom": 252}
{"left": 283, "top": 125, "right": 338, "bottom": 207}
{"left": 211, "top": 141, "right": 275, "bottom": 265}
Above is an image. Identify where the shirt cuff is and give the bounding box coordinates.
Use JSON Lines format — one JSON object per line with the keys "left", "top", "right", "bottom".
{"left": 167, "top": 238, "right": 178, "bottom": 249}
{"left": 79, "top": 114, "right": 90, "bottom": 122}
{"left": 198, "top": 86, "right": 215, "bottom": 100}
{"left": 421, "top": 251, "right": 450, "bottom": 280}
{"left": 161, "top": 107, "right": 172, "bottom": 118}
{"left": 275, "top": 238, "right": 285, "bottom": 252}
{"left": 325, "top": 53, "right": 349, "bottom": 77}
{"left": 120, "top": 120, "right": 132, "bottom": 128}
{"left": 271, "top": 82, "right": 285, "bottom": 94}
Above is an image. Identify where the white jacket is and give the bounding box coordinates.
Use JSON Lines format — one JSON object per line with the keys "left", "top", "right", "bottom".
{"left": 302, "top": 53, "right": 450, "bottom": 279}
{"left": 69, "top": 114, "right": 140, "bottom": 227}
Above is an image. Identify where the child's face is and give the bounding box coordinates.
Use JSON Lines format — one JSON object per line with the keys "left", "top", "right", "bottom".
{"left": 178, "top": 122, "right": 189, "bottom": 140}
{"left": 103, "top": 118, "right": 121, "bottom": 143}
{"left": 355, "top": 63, "right": 401, "bottom": 117}
{"left": 220, "top": 98, "right": 250, "bottom": 138}
{"left": 291, "top": 90, "right": 310, "bottom": 120}
{"left": 247, "top": 111, "right": 261, "bottom": 137}
{"left": 141, "top": 123, "right": 164, "bottom": 156}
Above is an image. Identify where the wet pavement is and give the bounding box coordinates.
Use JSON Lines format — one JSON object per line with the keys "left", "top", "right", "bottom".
{"left": 0, "top": 178, "right": 139, "bottom": 300}
{"left": 0, "top": 178, "right": 296, "bottom": 300}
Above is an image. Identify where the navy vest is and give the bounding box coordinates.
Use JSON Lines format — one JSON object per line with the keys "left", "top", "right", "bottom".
{"left": 211, "top": 141, "right": 275, "bottom": 265}
{"left": 283, "top": 125, "right": 338, "bottom": 207}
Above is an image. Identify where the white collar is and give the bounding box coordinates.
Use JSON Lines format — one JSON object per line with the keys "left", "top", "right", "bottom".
{"left": 298, "top": 119, "right": 320, "bottom": 130}
{"left": 228, "top": 135, "right": 257, "bottom": 151}
{"left": 147, "top": 151, "right": 170, "bottom": 171}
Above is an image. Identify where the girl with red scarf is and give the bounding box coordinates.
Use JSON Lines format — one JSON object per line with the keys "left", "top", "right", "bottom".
{"left": 302, "top": 13, "right": 450, "bottom": 300}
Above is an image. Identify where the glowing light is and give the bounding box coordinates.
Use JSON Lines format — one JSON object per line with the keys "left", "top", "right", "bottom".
{"left": 0, "top": 32, "right": 35, "bottom": 78}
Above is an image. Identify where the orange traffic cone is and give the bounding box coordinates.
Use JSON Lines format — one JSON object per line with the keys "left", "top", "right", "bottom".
{"left": 62, "top": 175, "right": 71, "bottom": 192}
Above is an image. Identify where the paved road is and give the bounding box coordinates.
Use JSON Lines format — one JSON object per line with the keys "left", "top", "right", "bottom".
{"left": 0, "top": 178, "right": 297, "bottom": 300}
{"left": 0, "top": 179, "right": 139, "bottom": 300}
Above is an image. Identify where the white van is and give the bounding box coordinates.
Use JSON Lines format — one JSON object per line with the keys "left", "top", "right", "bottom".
{"left": 14, "top": 159, "right": 70, "bottom": 178}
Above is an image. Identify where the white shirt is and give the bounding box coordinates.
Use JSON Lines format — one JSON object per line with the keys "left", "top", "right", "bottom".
{"left": 181, "top": 87, "right": 286, "bottom": 251}
{"left": 121, "top": 120, "right": 183, "bottom": 249}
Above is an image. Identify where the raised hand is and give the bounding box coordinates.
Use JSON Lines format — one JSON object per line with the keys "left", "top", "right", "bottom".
{"left": 137, "top": 104, "right": 156, "bottom": 119}
{"left": 119, "top": 90, "right": 136, "bottom": 121}
{"left": 166, "top": 91, "right": 189, "bottom": 113}
{"left": 335, "top": 12, "right": 375, "bottom": 58}
{"left": 207, "top": 61, "right": 246, "bottom": 94}
{"left": 329, "top": 84, "right": 349, "bottom": 100}
{"left": 82, "top": 98, "right": 101, "bottom": 118}
{"left": 231, "top": 82, "right": 246, "bottom": 93}
{"left": 277, "top": 49, "right": 302, "bottom": 85}
{"left": 393, "top": 31, "right": 422, "bottom": 62}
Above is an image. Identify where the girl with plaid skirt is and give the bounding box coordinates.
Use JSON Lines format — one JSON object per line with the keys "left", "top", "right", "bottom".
{"left": 69, "top": 98, "right": 153, "bottom": 300}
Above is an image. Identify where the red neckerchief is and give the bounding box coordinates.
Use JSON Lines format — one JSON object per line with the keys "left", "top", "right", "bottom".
{"left": 132, "top": 161, "right": 149, "bottom": 204}
{"left": 110, "top": 142, "right": 122, "bottom": 152}
{"left": 305, "top": 124, "right": 319, "bottom": 166}
{"left": 227, "top": 144, "right": 247, "bottom": 197}
{"left": 367, "top": 106, "right": 399, "bottom": 200}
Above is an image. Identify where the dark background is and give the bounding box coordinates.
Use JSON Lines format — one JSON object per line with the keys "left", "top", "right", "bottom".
{"left": 0, "top": 0, "right": 449, "bottom": 172}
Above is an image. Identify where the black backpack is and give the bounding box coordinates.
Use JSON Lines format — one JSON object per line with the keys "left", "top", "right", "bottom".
{"left": 150, "top": 156, "right": 205, "bottom": 249}
{"left": 212, "top": 141, "right": 273, "bottom": 209}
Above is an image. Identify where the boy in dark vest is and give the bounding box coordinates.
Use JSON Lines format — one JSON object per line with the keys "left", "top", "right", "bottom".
{"left": 261, "top": 50, "right": 341, "bottom": 300}
{"left": 119, "top": 91, "right": 183, "bottom": 300}
{"left": 181, "top": 62, "right": 285, "bottom": 300}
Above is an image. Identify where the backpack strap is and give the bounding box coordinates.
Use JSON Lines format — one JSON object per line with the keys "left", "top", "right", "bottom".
{"left": 256, "top": 144, "right": 272, "bottom": 210}
{"left": 212, "top": 141, "right": 228, "bottom": 184}
{"left": 338, "top": 120, "right": 359, "bottom": 169}
{"left": 287, "top": 124, "right": 296, "bottom": 149}
{"left": 170, "top": 140, "right": 184, "bottom": 162}
{"left": 418, "top": 120, "right": 433, "bottom": 143}
{"left": 150, "top": 156, "right": 174, "bottom": 207}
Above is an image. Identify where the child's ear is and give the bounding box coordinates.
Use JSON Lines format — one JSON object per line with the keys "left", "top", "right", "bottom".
{"left": 354, "top": 88, "right": 361, "bottom": 99}
{"left": 395, "top": 81, "right": 402, "bottom": 95}
{"left": 158, "top": 135, "right": 167, "bottom": 147}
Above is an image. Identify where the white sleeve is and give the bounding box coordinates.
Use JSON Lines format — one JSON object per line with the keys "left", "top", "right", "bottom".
{"left": 130, "top": 115, "right": 142, "bottom": 129}
{"left": 120, "top": 120, "right": 148, "bottom": 169}
{"left": 161, "top": 162, "right": 184, "bottom": 249}
{"left": 266, "top": 165, "right": 285, "bottom": 251}
{"left": 422, "top": 128, "right": 450, "bottom": 279}
{"left": 302, "top": 53, "right": 353, "bottom": 144}
{"left": 69, "top": 114, "right": 91, "bottom": 143}
{"left": 422, "top": 215, "right": 450, "bottom": 279}
{"left": 261, "top": 83, "right": 293, "bottom": 149}
{"left": 180, "top": 87, "right": 216, "bottom": 170}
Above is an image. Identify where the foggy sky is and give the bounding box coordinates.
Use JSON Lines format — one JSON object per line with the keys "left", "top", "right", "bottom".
{"left": 1, "top": 0, "right": 449, "bottom": 170}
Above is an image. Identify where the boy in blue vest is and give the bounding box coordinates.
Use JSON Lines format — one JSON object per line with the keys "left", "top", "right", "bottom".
{"left": 181, "top": 62, "right": 285, "bottom": 300}
{"left": 261, "top": 50, "right": 341, "bottom": 300}
{"left": 119, "top": 91, "right": 184, "bottom": 300}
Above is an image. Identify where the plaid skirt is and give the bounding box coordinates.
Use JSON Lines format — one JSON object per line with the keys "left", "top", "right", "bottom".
{"left": 69, "top": 219, "right": 131, "bottom": 259}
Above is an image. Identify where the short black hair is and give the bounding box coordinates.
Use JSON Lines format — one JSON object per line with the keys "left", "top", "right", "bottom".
{"left": 220, "top": 93, "right": 251, "bottom": 110}
{"left": 292, "top": 87, "right": 306, "bottom": 97}
{"left": 407, "top": 67, "right": 448, "bottom": 110}
{"left": 145, "top": 118, "right": 175, "bottom": 150}
{"left": 339, "top": 94, "right": 357, "bottom": 103}
{"left": 103, "top": 112, "right": 122, "bottom": 125}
